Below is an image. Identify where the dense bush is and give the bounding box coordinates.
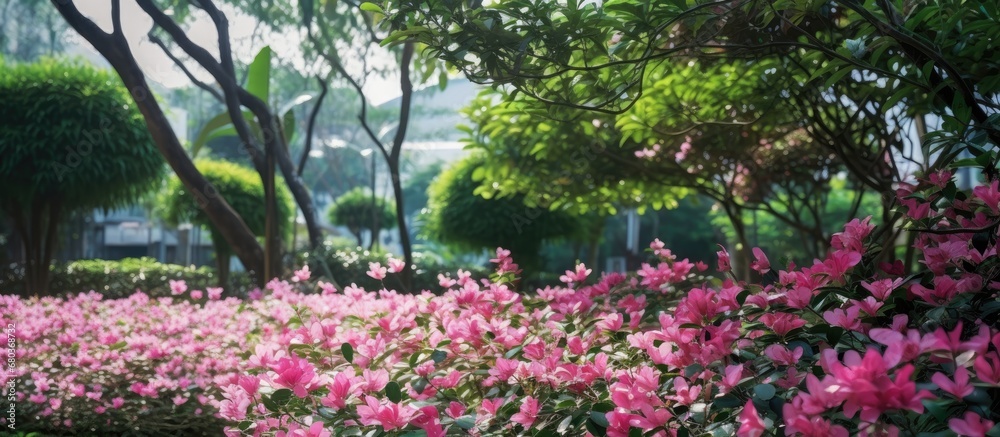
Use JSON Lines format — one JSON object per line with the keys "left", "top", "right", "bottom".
{"left": 219, "top": 171, "right": 1000, "bottom": 436}
{"left": 327, "top": 187, "right": 397, "bottom": 247}
{"left": 0, "top": 258, "right": 255, "bottom": 298}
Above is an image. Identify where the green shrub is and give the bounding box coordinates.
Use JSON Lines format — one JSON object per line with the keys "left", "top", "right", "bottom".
{"left": 0, "top": 258, "right": 255, "bottom": 299}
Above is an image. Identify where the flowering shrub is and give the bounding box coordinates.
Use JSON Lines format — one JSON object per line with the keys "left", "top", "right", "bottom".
{"left": 4, "top": 172, "right": 1000, "bottom": 436}
{"left": 0, "top": 290, "right": 273, "bottom": 435}
{"left": 220, "top": 172, "right": 1000, "bottom": 436}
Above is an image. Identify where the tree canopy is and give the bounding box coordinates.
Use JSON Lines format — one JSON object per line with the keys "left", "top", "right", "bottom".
{"left": 327, "top": 187, "right": 397, "bottom": 248}
{"left": 0, "top": 58, "right": 164, "bottom": 295}
{"left": 159, "top": 159, "right": 293, "bottom": 287}
{"left": 423, "top": 153, "right": 584, "bottom": 272}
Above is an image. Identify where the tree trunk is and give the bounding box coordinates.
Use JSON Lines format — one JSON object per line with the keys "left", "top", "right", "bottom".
{"left": 388, "top": 42, "right": 416, "bottom": 290}
{"left": 52, "top": 1, "right": 267, "bottom": 286}
{"left": 213, "top": 238, "right": 231, "bottom": 291}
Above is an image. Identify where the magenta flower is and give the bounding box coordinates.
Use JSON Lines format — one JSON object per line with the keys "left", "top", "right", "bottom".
{"left": 737, "top": 400, "right": 766, "bottom": 437}
{"left": 510, "top": 396, "right": 539, "bottom": 428}
{"left": 750, "top": 247, "right": 771, "bottom": 274}
{"left": 269, "top": 356, "right": 320, "bottom": 398}
{"left": 387, "top": 257, "right": 406, "bottom": 273}
{"left": 932, "top": 366, "right": 974, "bottom": 399}
{"left": 356, "top": 396, "right": 416, "bottom": 431}
{"left": 949, "top": 411, "right": 995, "bottom": 437}
{"left": 716, "top": 245, "right": 732, "bottom": 272}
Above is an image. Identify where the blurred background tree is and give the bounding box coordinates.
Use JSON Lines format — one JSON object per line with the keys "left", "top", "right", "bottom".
{"left": 0, "top": 58, "right": 164, "bottom": 296}
{"left": 159, "top": 159, "right": 292, "bottom": 290}
{"left": 327, "top": 187, "right": 397, "bottom": 249}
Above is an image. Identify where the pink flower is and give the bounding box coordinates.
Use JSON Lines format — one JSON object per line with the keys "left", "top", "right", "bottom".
{"left": 510, "top": 396, "right": 540, "bottom": 428}
{"left": 949, "top": 411, "right": 995, "bottom": 437}
{"left": 737, "top": 400, "right": 766, "bottom": 437}
{"left": 189, "top": 290, "right": 203, "bottom": 300}
{"left": 269, "top": 357, "right": 320, "bottom": 398}
{"left": 823, "top": 306, "right": 864, "bottom": 332}
{"left": 932, "top": 366, "right": 974, "bottom": 399}
{"left": 559, "top": 263, "right": 592, "bottom": 284}
{"left": 169, "top": 279, "right": 187, "bottom": 295}
{"left": 764, "top": 344, "right": 803, "bottom": 366}
{"left": 367, "top": 262, "right": 387, "bottom": 280}
{"left": 387, "top": 257, "right": 406, "bottom": 273}
{"left": 759, "top": 313, "right": 807, "bottom": 337}
{"left": 356, "top": 396, "right": 416, "bottom": 431}
{"left": 111, "top": 397, "right": 124, "bottom": 409}
{"left": 861, "top": 278, "right": 904, "bottom": 301}
{"left": 717, "top": 245, "right": 731, "bottom": 272}
{"left": 292, "top": 265, "right": 311, "bottom": 282}
{"left": 750, "top": 247, "right": 770, "bottom": 274}
{"left": 445, "top": 401, "right": 465, "bottom": 419}
{"left": 206, "top": 287, "right": 223, "bottom": 300}
{"left": 973, "top": 180, "right": 1000, "bottom": 213}
{"left": 973, "top": 352, "right": 1000, "bottom": 385}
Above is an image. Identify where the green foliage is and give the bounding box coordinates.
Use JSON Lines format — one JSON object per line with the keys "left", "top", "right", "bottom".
{"left": 0, "top": 58, "right": 164, "bottom": 211}
{"left": 326, "top": 187, "right": 397, "bottom": 243}
{"left": 710, "top": 175, "right": 884, "bottom": 262}
{"left": 401, "top": 161, "right": 443, "bottom": 217}
{"left": 159, "top": 159, "right": 294, "bottom": 248}
{"left": 423, "top": 154, "right": 583, "bottom": 270}
{"left": 0, "top": 257, "right": 255, "bottom": 299}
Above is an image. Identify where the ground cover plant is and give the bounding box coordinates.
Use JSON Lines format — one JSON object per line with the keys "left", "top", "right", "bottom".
{"left": 3, "top": 171, "right": 1000, "bottom": 436}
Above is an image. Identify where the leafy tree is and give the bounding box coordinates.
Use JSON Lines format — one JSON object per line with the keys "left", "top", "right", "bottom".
{"left": 160, "top": 159, "right": 293, "bottom": 290}
{"left": 0, "top": 59, "right": 164, "bottom": 296}
{"left": 53, "top": 0, "right": 325, "bottom": 285}
{"left": 423, "top": 154, "right": 584, "bottom": 274}
{"left": 327, "top": 187, "right": 397, "bottom": 248}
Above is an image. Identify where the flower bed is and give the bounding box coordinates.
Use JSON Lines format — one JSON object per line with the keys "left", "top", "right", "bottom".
{"left": 3, "top": 171, "right": 1000, "bottom": 436}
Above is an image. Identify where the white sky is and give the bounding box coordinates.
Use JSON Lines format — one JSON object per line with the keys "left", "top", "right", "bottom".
{"left": 69, "top": 2, "right": 401, "bottom": 105}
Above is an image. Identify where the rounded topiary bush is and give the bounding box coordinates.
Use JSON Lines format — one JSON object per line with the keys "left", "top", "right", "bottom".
{"left": 159, "top": 159, "right": 293, "bottom": 288}
{"left": 327, "top": 187, "right": 397, "bottom": 247}
{"left": 0, "top": 58, "right": 164, "bottom": 295}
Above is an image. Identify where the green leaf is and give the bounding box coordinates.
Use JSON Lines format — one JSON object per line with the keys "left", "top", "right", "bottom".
{"left": 282, "top": 109, "right": 296, "bottom": 144}
{"left": 589, "top": 411, "right": 609, "bottom": 428}
{"left": 385, "top": 381, "right": 402, "bottom": 403}
{"left": 342, "top": 343, "right": 355, "bottom": 363}
{"left": 753, "top": 383, "right": 776, "bottom": 401}
{"left": 271, "top": 388, "right": 293, "bottom": 406}
{"left": 248, "top": 46, "right": 272, "bottom": 103}
{"left": 431, "top": 349, "right": 448, "bottom": 363}
{"left": 455, "top": 415, "right": 476, "bottom": 430}
{"left": 360, "top": 2, "right": 385, "bottom": 14}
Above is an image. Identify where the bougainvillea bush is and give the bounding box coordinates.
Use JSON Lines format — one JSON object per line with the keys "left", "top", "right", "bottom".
{"left": 221, "top": 172, "right": 1000, "bottom": 436}
{"left": 4, "top": 171, "right": 1000, "bottom": 436}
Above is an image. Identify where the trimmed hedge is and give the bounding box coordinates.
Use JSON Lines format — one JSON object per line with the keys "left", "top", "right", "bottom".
{"left": 0, "top": 257, "right": 255, "bottom": 298}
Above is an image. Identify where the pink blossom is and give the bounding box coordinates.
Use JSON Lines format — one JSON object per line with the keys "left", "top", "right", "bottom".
{"left": 717, "top": 245, "right": 731, "bottom": 272}
{"left": 750, "top": 247, "right": 770, "bottom": 274}
{"left": 292, "top": 265, "right": 311, "bottom": 282}
{"left": 169, "top": 279, "right": 187, "bottom": 295}
{"left": 974, "top": 352, "right": 1000, "bottom": 385}
{"left": 356, "top": 396, "right": 416, "bottom": 431}
{"left": 973, "top": 180, "right": 1000, "bottom": 213}
{"left": 737, "top": 400, "right": 766, "bottom": 437}
{"left": 190, "top": 290, "right": 203, "bottom": 300}
{"left": 510, "top": 396, "right": 540, "bottom": 428}
{"left": 206, "top": 287, "right": 224, "bottom": 300}
{"left": 269, "top": 357, "right": 320, "bottom": 398}
{"left": 861, "top": 278, "right": 904, "bottom": 301}
{"left": 366, "top": 262, "right": 387, "bottom": 280}
{"left": 387, "top": 257, "right": 406, "bottom": 273}
{"left": 949, "top": 411, "right": 995, "bottom": 437}
{"left": 932, "top": 366, "right": 974, "bottom": 399}
{"left": 559, "top": 263, "right": 592, "bottom": 284}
